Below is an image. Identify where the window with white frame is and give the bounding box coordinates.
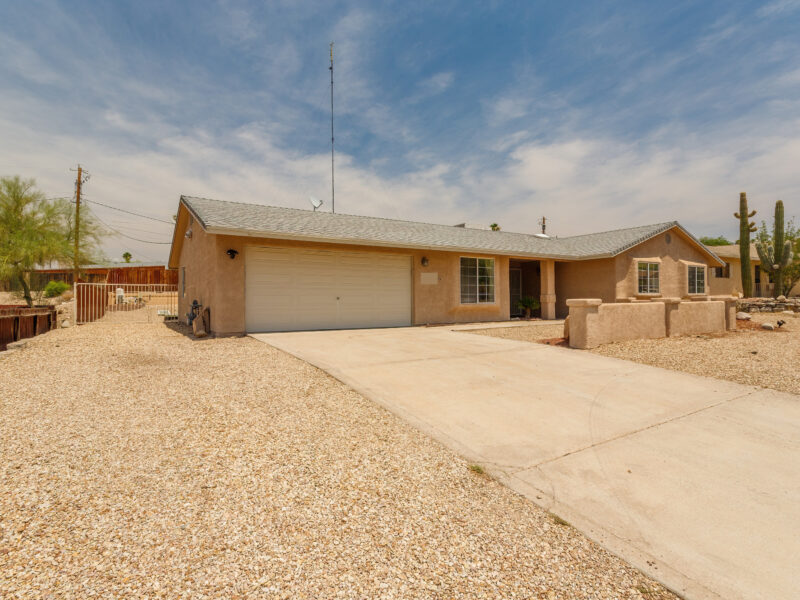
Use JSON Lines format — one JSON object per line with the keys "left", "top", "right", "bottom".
{"left": 688, "top": 265, "right": 705, "bottom": 294}
{"left": 637, "top": 262, "right": 660, "bottom": 294}
{"left": 460, "top": 257, "right": 495, "bottom": 303}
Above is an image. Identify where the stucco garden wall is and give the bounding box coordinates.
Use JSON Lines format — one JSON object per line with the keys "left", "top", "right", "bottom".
{"left": 567, "top": 298, "right": 734, "bottom": 349}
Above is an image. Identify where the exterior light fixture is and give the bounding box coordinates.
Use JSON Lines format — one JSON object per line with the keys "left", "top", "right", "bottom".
{"left": 226, "top": 249, "right": 239, "bottom": 259}
{"left": 421, "top": 256, "right": 429, "bottom": 266}
{"left": 185, "top": 228, "right": 193, "bottom": 239}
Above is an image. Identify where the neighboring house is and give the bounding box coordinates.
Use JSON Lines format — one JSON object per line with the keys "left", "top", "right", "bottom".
{"left": 168, "top": 196, "right": 724, "bottom": 335}
{"left": 708, "top": 244, "right": 799, "bottom": 298}
{"left": 707, "top": 244, "right": 763, "bottom": 297}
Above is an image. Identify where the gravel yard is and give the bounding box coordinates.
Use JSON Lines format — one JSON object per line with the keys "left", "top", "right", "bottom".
{"left": 590, "top": 312, "right": 800, "bottom": 395}
{"left": 471, "top": 314, "right": 800, "bottom": 396}
{"left": 0, "top": 322, "right": 674, "bottom": 599}
{"left": 468, "top": 321, "right": 565, "bottom": 343}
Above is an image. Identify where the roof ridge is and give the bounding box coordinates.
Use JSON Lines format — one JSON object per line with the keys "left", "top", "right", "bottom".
{"left": 181, "top": 196, "right": 679, "bottom": 242}
{"left": 181, "top": 195, "right": 540, "bottom": 236}
{"left": 560, "top": 220, "right": 677, "bottom": 240}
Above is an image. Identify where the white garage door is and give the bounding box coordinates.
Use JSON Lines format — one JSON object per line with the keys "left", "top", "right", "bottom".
{"left": 245, "top": 247, "right": 412, "bottom": 332}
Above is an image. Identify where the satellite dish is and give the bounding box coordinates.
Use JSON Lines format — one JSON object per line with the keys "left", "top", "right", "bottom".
{"left": 309, "top": 195, "right": 323, "bottom": 211}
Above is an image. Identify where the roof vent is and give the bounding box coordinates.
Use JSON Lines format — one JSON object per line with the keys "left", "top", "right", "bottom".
{"left": 453, "top": 223, "right": 491, "bottom": 230}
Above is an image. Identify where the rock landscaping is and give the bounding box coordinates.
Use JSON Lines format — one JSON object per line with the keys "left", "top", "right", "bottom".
{"left": 0, "top": 321, "right": 675, "bottom": 599}
{"left": 737, "top": 297, "right": 800, "bottom": 313}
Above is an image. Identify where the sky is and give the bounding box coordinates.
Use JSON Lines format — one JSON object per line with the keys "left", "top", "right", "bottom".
{"left": 1, "top": 0, "right": 799, "bottom": 263}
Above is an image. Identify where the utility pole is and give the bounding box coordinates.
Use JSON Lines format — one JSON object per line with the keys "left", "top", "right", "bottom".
{"left": 72, "top": 165, "right": 89, "bottom": 283}
{"left": 329, "top": 41, "right": 335, "bottom": 214}
{"left": 73, "top": 165, "right": 82, "bottom": 284}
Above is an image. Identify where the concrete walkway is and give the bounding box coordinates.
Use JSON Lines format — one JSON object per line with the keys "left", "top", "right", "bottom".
{"left": 252, "top": 326, "right": 800, "bottom": 600}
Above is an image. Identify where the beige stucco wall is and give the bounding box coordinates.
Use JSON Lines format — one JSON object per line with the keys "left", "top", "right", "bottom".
{"left": 567, "top": 298, "right": 728, "bottom": 349}
{"left": 667, "top": 301, "right": 726, "bottom": 337}
{"left": 177, "top": 214, "right": 219, "bottom": 329}
{"left": 566, "top": 300, "right": 666, "bottom": 349}
{"left": 614, "top": 230, "right": 715, "bottom": 300}
{"left": 178, "top": 222, "right": 510, "bottom": 334}
{"left": 708, "top": 257, "right": 758, "bottom": 296}
{"left": 554, "top": 259, "right": 617, "bottom": 318}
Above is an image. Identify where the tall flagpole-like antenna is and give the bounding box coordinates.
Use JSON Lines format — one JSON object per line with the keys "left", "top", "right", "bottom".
{"left": 329, "top": 41, "right": 335, "bottom": 214}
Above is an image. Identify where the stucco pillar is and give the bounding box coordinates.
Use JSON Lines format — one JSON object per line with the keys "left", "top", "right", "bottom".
{"left": 711, "top": 295, "right": 738, "bottom": 331}
{"left": 659, "top": 297, "right": 681, "bottom": 337}
{"left": 565, "top": 298, "right": 601, "bottom": 349}
{"left": 540, "top": 259, "right": 556, "bottom": 319}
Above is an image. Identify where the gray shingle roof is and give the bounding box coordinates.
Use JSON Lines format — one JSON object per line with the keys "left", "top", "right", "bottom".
{"left": 180, "top": 195, "right": 721, "bottom": 263}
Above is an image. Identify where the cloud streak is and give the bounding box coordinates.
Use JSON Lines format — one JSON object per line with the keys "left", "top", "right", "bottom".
{"left": 0, "top": 0, "right": 798, "bottom": 262}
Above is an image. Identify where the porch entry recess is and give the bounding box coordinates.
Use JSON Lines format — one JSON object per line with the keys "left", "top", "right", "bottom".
{"left": 75, "top": 283, "right": 178, "bottom": 324}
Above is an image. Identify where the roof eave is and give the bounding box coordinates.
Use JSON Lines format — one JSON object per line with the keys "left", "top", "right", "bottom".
{"left": 204, "top": 225, "right": 584, "bottom": 260}
{"left": 606, "top": 222, "right": 726, "bottom": 267}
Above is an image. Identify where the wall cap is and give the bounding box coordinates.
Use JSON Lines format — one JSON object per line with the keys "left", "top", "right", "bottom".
{"left": 566, "top": 298, "right": 602, "bottom": 307}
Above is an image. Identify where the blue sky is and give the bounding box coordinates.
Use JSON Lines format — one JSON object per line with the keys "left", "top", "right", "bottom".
{"left": 1, "top": 0, "right": 799, "bottom": 261}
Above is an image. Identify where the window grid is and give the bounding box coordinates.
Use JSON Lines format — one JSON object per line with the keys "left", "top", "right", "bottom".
{"left": 637, "top": 262, "right": 659, "bottom": 294}
{"left": 688, "top": 265, "right": 705, "bottom": 294}
{"left": 460, "top": 257, "right": 495, "bottom": 304}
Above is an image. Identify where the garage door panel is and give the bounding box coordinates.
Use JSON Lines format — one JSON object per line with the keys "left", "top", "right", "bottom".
{"left": 246, "top": 247, "right": 411, "bottom": 332}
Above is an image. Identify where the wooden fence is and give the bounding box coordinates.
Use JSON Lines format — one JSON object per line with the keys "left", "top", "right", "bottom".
{"left": 0, "top": 306, "right": 58, "bottom": 351}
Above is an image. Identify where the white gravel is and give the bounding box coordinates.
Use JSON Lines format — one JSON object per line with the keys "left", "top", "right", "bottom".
{"left": 1, "top": 321, "right": 675, "bottom": 599}
{"left": 590, "top": 312, "right": 800, "bottom": 395}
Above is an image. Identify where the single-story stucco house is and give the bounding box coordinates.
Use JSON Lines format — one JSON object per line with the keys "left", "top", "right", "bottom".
{"left": 167, "top": 196, "right": 725, "bottom": 335}
{"left": 707, "top": 243, "right": 799, "bottom": 298}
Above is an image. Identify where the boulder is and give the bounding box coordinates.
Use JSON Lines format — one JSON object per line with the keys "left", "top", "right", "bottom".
{"left": 60, "top": 319, "right": 71, "bottom": 328}
{"left": 736, "top": 312, "right": 752, "bottom": 321}
{"left": 777, "top": 295, "right": 787, "bottom": 302}
{"left": 761, "top": 322, "right": 775, "bottom": 330}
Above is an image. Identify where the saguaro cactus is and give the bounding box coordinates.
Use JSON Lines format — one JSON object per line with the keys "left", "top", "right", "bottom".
{"left": 755, "top": 200, "right": 794, "bottom": 298}
{"left": 734, "top": 192, "right": 757, "bottom": 297}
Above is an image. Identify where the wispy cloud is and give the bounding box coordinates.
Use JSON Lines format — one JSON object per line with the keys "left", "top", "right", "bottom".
{"left": 1, "top": 0, "right": 799, "bottom": 262}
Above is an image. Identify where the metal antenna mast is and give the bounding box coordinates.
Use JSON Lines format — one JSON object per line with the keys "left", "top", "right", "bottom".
{"left": 329, "top": 41, "right": 335, "bottom": 213}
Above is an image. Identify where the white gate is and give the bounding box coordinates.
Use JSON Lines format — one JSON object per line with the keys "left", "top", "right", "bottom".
{"left": 75, "top": 283, "right": 178, "bottom": 325}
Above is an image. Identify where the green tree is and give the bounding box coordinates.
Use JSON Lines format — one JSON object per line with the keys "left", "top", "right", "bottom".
{"left": 699, "top": 235, "right": 733, "bottom": 246}
{"left": 57, "top": 199, "right": 107, "bottom": 268}
{"left": 122, "top": 252, "right": 132, "bottom": 263}
{"left": 0, "top": 177, "right": 71, "bottom": 306}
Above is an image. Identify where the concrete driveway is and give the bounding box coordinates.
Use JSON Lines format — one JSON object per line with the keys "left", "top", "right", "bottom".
{"left": 252, "top": 326, "right": 800, "bottom": 600}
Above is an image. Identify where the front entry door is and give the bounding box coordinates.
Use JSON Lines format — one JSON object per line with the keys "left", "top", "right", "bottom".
{"left": 510, "top": 268, "right": 522, "bottom": 316}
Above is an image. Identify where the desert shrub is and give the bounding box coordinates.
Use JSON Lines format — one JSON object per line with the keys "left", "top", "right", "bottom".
{"left": 43, "top": 280, "right": 70, "bottom": 298}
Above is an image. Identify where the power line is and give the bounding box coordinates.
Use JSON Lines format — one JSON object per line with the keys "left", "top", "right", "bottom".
{"left": 89, "top": 208, "right": 172, "bottom": 244}
{"left": 81, "top": 197, "right": 174, "bottom": 225}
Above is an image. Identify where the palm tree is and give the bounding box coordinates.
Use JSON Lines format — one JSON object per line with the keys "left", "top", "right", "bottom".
{"left": 0, "top": 177, "right": 71, "bottom": 306}
{"left": 516, "top": 296, "right": 541, "bottom": 319}
{"left": 122, "top": 252, "right": 132, "bottom": 263}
